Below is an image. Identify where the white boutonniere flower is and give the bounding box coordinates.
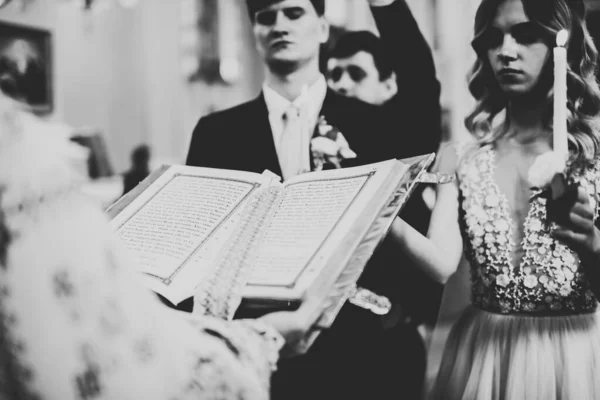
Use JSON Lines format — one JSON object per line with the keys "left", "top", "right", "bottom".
{"left": 311, "top": 116, "right": 357, "bottom": 171}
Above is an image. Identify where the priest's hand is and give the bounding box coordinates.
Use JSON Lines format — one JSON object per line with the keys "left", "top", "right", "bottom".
{"left": 551, "top": 184, "right": 600, "bottom": 297}
{"left": 258, "top": 298, "right": 325, "bottom": 358}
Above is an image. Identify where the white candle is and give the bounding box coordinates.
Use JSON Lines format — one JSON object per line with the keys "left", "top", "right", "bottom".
{"left": 554, "top": 30, "right": 569, "bottom": 159}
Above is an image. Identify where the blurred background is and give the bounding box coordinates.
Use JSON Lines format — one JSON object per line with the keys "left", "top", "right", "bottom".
{"left": 1, "top": 0, "right": 600, "bottom": 203}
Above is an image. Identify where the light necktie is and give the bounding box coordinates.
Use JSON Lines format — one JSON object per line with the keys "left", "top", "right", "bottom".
{"left": 279, "top": 105, "right": 309, "bottom": 180}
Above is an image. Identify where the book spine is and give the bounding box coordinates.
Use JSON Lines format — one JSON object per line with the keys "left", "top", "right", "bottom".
{"left": 193, "top": 183, "right": 283, "bottom": 320}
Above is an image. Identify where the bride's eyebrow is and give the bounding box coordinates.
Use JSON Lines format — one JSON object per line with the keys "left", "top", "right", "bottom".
{"left": 491, "top": 21, "right": 538, "bottom": 32}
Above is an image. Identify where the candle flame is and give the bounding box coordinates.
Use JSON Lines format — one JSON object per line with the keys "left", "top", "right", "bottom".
{"left": 556, "top": 30, "right": 569, "bottom": 47}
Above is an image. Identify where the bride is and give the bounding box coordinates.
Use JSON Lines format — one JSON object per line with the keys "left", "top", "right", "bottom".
{"left": 392, "top": 0, "right": 600, "bottom": 398}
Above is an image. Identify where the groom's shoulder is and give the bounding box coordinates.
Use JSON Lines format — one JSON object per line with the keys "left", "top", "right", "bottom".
{"left": 198, "top": 97, "right": 262, "bottom": 128}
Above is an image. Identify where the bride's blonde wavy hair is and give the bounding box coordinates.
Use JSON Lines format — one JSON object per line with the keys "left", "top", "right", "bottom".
{"left": 466, "top": 0, "right": 600, "bottom": 168}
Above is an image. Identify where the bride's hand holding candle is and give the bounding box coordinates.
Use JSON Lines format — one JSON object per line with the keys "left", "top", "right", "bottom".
{"left": 551, "top": 184, "right": 600, "bottom": 298}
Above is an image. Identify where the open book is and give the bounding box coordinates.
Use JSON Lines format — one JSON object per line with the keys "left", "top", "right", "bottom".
{"left": 107, "top": 155, "right": 434, "bottom": 333}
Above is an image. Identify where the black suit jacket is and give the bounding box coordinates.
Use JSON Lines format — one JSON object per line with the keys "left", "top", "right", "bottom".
{"left": 187, "top": 89, "right": 423, "bottom": 302}
{"left": 187, "top": 89, "right": 411, "bottom": 175}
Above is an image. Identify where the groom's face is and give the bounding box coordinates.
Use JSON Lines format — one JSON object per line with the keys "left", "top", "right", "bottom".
{"left": 251, "top": 0, "right": 328, "bottom": 68}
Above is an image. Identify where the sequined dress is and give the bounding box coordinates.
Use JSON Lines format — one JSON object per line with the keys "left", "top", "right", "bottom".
{"left": 430, "top": 145, "right": 600, "bottom": 400}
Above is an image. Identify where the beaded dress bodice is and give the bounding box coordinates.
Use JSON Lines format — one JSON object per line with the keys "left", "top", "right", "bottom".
{"left": 458, "top": 145, "right": 599, "bottom": 315}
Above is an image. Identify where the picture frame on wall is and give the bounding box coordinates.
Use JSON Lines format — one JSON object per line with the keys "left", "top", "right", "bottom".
{"left": 0, "top": 21, "right": 52, "bottom": 114}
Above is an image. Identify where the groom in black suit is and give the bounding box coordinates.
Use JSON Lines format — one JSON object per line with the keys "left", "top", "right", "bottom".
{"left": 186, "top": 1, "right": 435, "bottom": 399}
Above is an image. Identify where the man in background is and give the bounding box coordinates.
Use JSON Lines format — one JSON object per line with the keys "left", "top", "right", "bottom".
{"left": 328, "top": 0, "right": 441, "bottom": 161}
{"left": 328, "top": 30, "right": 397, "bottom": 106}
{"left": 326, "top": 0, "right": 444, "bottom": 376}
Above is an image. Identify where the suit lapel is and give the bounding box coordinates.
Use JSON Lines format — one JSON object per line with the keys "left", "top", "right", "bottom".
{"left": 248, "top": 94, "right": 282, "bottom": 177}
{"left": 252, "top": 89, "right": 361, "bottom": 177}
{"left": 318, "top": 89, "right": 359, "bottom": 145}
{"left": 319, "top": 89, "right": 338, "bottom": 121}
{"left": 316, "top": 89, "right": 362, "bottom": 168}
{"left": 310, "top": 89, "right": 341, "bottom": 170}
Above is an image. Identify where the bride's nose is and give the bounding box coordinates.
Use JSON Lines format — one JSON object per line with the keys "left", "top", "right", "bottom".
{"left": 498, "top": 34, "right": 518, "bottom": 62}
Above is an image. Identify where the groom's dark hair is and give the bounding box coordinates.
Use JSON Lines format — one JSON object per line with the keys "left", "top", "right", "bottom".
{"left": 245, "top": 0, "right": 326, "bottom": 21}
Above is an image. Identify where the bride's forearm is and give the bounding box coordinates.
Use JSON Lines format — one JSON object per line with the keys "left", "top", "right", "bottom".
{"left": 390, "top": 217, "right": 460, "bottom": 284}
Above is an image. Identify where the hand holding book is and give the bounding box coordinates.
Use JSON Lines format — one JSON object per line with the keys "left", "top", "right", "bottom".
{"left": 258, "top": 295, "right": 327, "bottom": 357}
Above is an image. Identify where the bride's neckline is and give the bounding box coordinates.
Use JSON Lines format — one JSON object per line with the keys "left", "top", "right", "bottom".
{"left": 485, "top": 146, "right": 540, "bottom": 270}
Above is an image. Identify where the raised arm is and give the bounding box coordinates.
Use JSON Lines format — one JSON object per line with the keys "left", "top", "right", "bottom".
{"left": 369, "top": 0, "right": 442, "bottom": 155}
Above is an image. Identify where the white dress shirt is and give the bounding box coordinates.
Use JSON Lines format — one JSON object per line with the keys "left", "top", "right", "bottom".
{"left": 263, "top": 75, "right": 328, "bottom": 178}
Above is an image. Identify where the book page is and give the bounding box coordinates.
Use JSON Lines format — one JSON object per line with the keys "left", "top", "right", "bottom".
{"left": 110, "top": 166, "right": 273, "bottom": 303}
{"left": 247, "top": 165, "right": 386, "bottom": 288}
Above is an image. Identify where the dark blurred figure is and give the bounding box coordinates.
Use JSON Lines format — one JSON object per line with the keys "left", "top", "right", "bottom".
{"left": 71, "top": 132, "right": 115, "bottom": 180}
{"left": 123, "top": 145, "right": 151, "bottom": 195}
{"left": 327, "top": 1, "right": 444, "bottom": 396}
